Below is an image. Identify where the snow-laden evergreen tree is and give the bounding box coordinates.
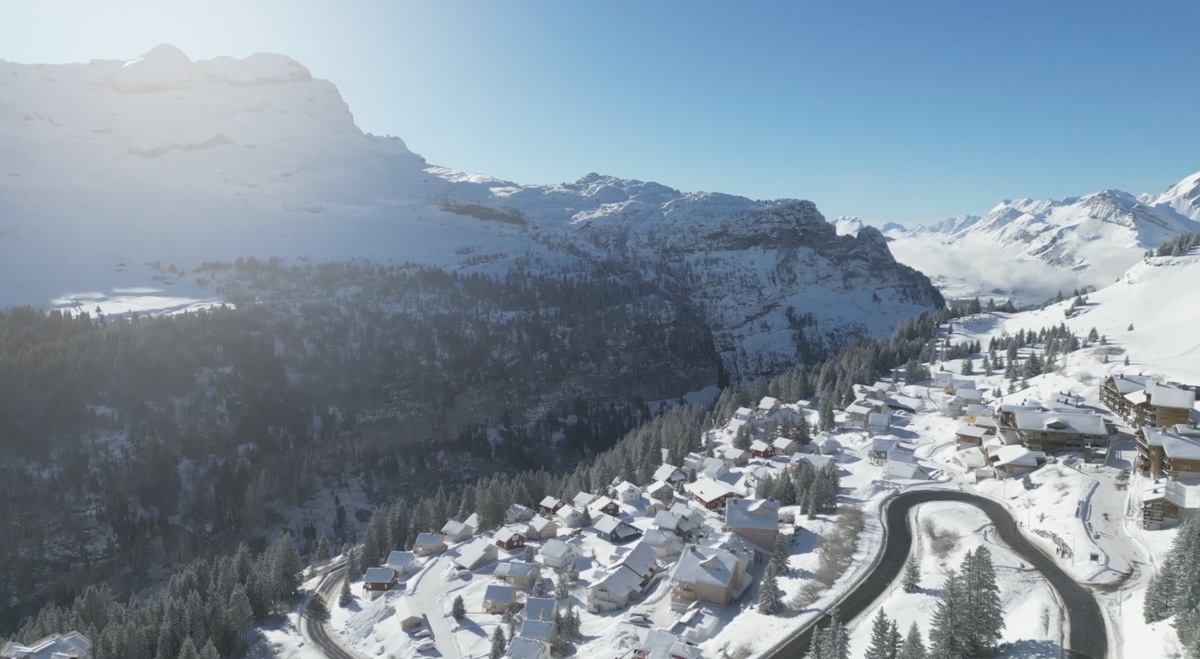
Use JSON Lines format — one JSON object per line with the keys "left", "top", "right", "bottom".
{"left": 533, "top": 577, "right": 549, "bottom": 598}
{"left": 962, "top": 546, "right": 1004, "bottom": 654}
{"left": 271, "top": 532, "right": 304, "bottom": 600}
{"left": 198, "top": 639, "right": 220, "bottom": 659}
{"left": 452, "top": 595, "right": 466, "bottom": 620}
{"left": 338, "top": 576, "right": 353, "bottom": 607}
{"left": 902, "top": 557, "right": 921, "bottom": 593}
{"left": 864, "top": 608, "right": 896, "bottom": 659}
{"left": 899, "top": 622, "right": 927, "bottom": 659}
{"left": 489, "top": 624, "right": 507, "bottom": 659}
{"left": 177, "top": 637, "right": 200, "bottom": 659}
{"left": 818, "top": 390, "right": 836, "bottom": 432}
{"left": 929, "top": 569, "right": 967, "bottom": 659}
{"left": 315, "top": 535, "right": 332, "bottom": 565}
{"left": 890, "top": 619, "right": 903, "bottom": 659}
{"left": 345, "top": 545, "right": 360, "bottom": 583}
{"left": 960, "top": 358, "right": 973, "bottom": 375}
{"left": 818, "top": 608, "right": 849, "bottom": 659}
{"left": 758, "top": 563, "right": 784, "bottom": 615}
{"left": 771, "top": 537, "right": 790, "bottom": 577}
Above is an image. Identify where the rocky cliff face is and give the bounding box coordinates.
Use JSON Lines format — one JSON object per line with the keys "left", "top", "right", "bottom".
{"left": 1, "top": 45, "right": 942, "bottom": 375}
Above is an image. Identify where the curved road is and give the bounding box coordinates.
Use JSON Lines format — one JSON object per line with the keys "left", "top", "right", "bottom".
{"left": 771, "top": 490, "right": 1108, "bottom": 659}
{"left": 301, "top": 564, "right": 360, "bottom": 659}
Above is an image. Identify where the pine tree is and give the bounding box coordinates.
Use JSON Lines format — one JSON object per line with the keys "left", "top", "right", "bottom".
{"left": 819, "top": 390, "right": 836, "bottom": 432}
{"left": 566, "top": 560, "right": 580, "bottom": 585}
{"left": 315, "top": 535, "right": 332, "bottom": 565}
{"left": 818, "top": 608, "right": 849, "bottom": 659}
{"left": 890, "top": 619, "right": 903, "bottom": 659}
{"left": 864, "top": 608, "right": 894, "bottom": 659}
{"left": 271, "top": 532, "right": 304, "bottom": 601}
{"left": 226, "top": 585, "right": 255, "bottom": 653}
{"left": 902, "top": 557, "right": 921, "bottom": 593}
{"left": 899, "top": 622, "right": 927, "bottom": 659}
{"left": 960, "top": 358, "right": 974, "bottom": 376}
{"left": 929, "top": 569, "right": 966, "bottom": 659}
{"left": 452, "top": 595, "right": 466, "bottom": 621}
{"left": 198, "top": 640, "right": 220, "bottom": 659}
{"left": 963, "top": 546, "right": 1004, "bottom": 654}
{"left": 533, "top": 577, "right": 549, "bottom": 598}
{"left": 177, "top": 637, "right": 200, "bottom": 659}
{"left": 338, "top": 576, "right": 353, "bottom": 607}
{"left": 758, "top": 564, "right": 784, "bottom": 615}
{"left": 489, "top": 624, "right": 507, "bottom": 659}
{"left": 345, "top": 546, "right": 360, "bottom": 583}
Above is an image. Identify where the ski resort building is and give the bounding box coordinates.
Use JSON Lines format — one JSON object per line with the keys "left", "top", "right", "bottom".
{"left": 1136, "top": 424, "right": 1200, "bottom": 480}
{"left": 669, "top": 544, "right": 751, "bottom": 607}
{"left": 723, "top": 498, "right": 780, "bottom": 549}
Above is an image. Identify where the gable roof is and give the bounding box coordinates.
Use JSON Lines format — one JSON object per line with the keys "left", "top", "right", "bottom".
{"left": 685, "top": 477, "right": 739, "bottom": 503}
{"left": 414, "top": 532, "right": 444, "bottom": 547}
{"left": 455, "top": 539, "right": 497, "bottom": 569}
{"left": 441, "top": 519, "right": 470, "bottom": 537}
{"left": 484, "top": 583, "right": 516, "bottom": 605}
{"left": 1012, "top": 409, "right": 1107, "bottom": 435}
{"left": 725, "top": 498, "right": 779, "bottom": 531}
{"left": 524, "top": 597, "right": 557, "bottom": 622}
{"left": 539, "top": 496, "right": 564, "bottom": 510}
{"left": 518, "top": 619, "right": 555, "bottom": 642}
{"left": 529, "top": 515, "right": 557, "bottom": 532}
{"left": 758, "top": 396, "right": 781, "bottom": 411}
{"left": 593, "top": 565, "right": 642, "bottom": 597}
{"left": 593, "top": 514, "right": 638, "bottom": 538}
{"left": 495, "top": 526, "right": 527, "bottom": 543}
{"left": 495, "top": 561, "right": 539, "bottom": 580}
{"left": 671, "top": 545, "right": 740, "bottom": 589}
{"left": 573, "top": 492, "right": 599, "bottom": 509}
{"left": 385, "top": 550, "right": 416, "bottom": 569}
{"left": 363, "top": 567, "right": 396, "bottom": 584}
{"left": 1146, "top": 381, "right": 1197, "bottom": 410}
{"left": 654, "top": 464, "right": 686, "bottom": 482}
{"left": 541, "top": 538, "right": 579, "bottom": 561}
{"left": 620, "top": 542, "right": 657, "bottom": 577}
{"left": 505, "top": 637, "right": 550, "bottom": 659}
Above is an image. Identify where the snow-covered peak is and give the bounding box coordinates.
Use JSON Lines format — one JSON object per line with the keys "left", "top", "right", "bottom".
{"left": 833, "top": 216, "right": 864, "bottom": 236}
{"left": 1147, "top": 170, "right": 1200, "bottom": 221}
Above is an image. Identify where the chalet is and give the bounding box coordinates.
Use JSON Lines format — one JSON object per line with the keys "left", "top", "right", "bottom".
{"left": 385, "top": 550, "right": 418, "bottom": 576}
{"left": 619, "top": 542, "right": 658, "bottom": 580}
{"left": 507, "top": 504, "right": 536, "bottom": 525}
{"left": 463, "top": 513, "right": 481, "bottom": 535}
{"left": 362, "top": 567, "right": 398, "bottom": 594}
{"left": 594, "top": 515, "right": 642, "bottom": 543}
{"left": 854, "top": 383, "right": 887, "bottom": 401}
{"left": 982, "top": 437, "right": 1046, "bottom": 477}
{"left": 701, "top": 457, "right": 731, "bottom": 480}
{"left": 1137, "top": 425, "right": 1200, "bottom": 479}
{"left": 539, "top": 538, "right": 582, "bottom": 570}
{"left": 846, "top": 401, "right": 875, "bottom": 427}
{"left": 1100, "top": 374, "right": 1149, "bottom": 421}
{"left": 955, "top": 423, "right": 988, "bottom": 448}
{"left": 653, "top": 504, "right": 704, "bottom": 539}
{"left": 868, "top": 437, "right": 898, "bottom": 465}
{"left": 1103, "top": 375, "right": 1197, "bottom": 428}
{"left": 724, "top": 498, "right": 780, "bottom": 549}
{"left": 519, "top": 618, "right": 556, "bottom": 644}
{"left": 483, "top": 584, "right": 518, "bottom": 614}
{"left": 733, "top": 407, "right": 755, "bottom": 422}
{"left": 396, "top": 597, "right": 424, "bottom": 630}
{"left": 495, "top": 526, "right": 528, "bottom": 551}
{"left": 1143, "top": 479, "right": 1200, "bottom": 529}
{"left": 653, "top": 464, "right": 688, "bottom": 487}
{"left": 771, "top": 437, "right": 800, "bottom": 456}
{"left": 683, "top": 452, "right": 706, "bottom": 474}
{"left": 614, "top": 480, "right": 644, "bottom": 504}
{"left": 587, "top": 565, "right": 643, "bottom": 612}
{"left": 538, "top": 496, "right": 566, "bottom": 516}
{"left": 882, "top": 450, "right": 929, "bottom": 480}
{"left": 996, "top": 407, "right": 1113, "bottom": 451}
{"left": 528, "top": 515, "right": 559, "bottom": 540}
{"left": 495, "top": 561, "right": 542, "bottom": 588}
{"left": 942, "top": 396, "right": 964, "bottom": 418}
{"left": 720, "top": 447, "right": 749, "bottom": 466}
{"left": 454, "top": 539, "right": 499, "bottom": 571}
{"left": 572, "top": 491, "right": 599, "bottom": 511}
{"left": 933, "top": 371, "right": 955, "bottom": 388}
{"left": 556, "top": 505, "right": 585, "bottom": 528}
{"left": 590, "top": 496, "right": 621, "bottom": 518}
{"left": 412, "top": 532, "right": 446, "bottom": 557}
{"left": 685, "top": 478, "right": 740, "bottom": 511}
{"left": 958, "top": 387, "right": 983, "bottom": 405}
{"left": 636, "top": 630, "right": 704, "bottom": 659}
{"left": 505, "top": 637, "right": 552, "bottom": 659}
{"left": 642, "top": 527, "right": 684, "bottom": 559}
{"left": 646, "top": 480, "right": 675, "bottom": 502}
{"left": 749, "top": 440, "right": 772, "bottom": 459}
{"left": 671, "top": 602, "right": 722, "bottom": 644}
{"left": 963, "top": 403, "right": 991, "bottom": 423}
{"left": 669, "top": 544, "right": 752, "bottom": 606}
{"left": 788, "top": 452, "right": 836, "bottom": 473}
{"left": 0, "top": 632, "right": 92, "bottom": 659}
{"left": 758, "top": 397, "right": 782, "bottom": 415}
{"left": 441, "top": 519, "right": 473, "bottom": 543}
{"left": 524, "top": 596, "right": 557, "bottom": 624}
{"left": 867, "top": 411, "right": 891, "bottom": 434}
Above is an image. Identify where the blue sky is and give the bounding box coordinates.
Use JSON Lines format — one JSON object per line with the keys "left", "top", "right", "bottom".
{"left": 2, "top": 1, "right": 1198, "bottom": 224}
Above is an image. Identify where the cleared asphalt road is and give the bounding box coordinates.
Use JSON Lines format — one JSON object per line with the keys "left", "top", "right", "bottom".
{"left": 771, "top": 490, "right": 1108, "bottom": 659}
{"left": 301, "top": 564, "right": 360, "bottom": 659}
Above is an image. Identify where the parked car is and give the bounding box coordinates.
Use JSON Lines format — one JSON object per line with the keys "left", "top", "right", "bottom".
{"left": 413, "top": 629, "right": 432, "bottom": 639}
{"left": 414, "top": 639, "right": 436, "bottom": 651}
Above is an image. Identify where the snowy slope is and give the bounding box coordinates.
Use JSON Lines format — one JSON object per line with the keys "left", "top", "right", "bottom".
{"left": 0, "top": 45, "right": 942, "bottom": 374}
{"left": 886, "top": 179, "right": 1200, "bottom": 304}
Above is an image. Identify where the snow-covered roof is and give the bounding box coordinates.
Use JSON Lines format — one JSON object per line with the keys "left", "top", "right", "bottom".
{"left": 956, "top": 424, "right": 987, "bottom": 439}
{"left": 846, "top": 401, "right": 874, "bottom": 415}
{"left": 654, "top": 464, "right": 686, "bottom": 482}
{"left": 1109, "top": 373, "right": 1150, "bottom": 394}
{"left": 556, "top": 505, "right": 583, "bottom": 521}
{"left": 495, "top": 561, "right": 539, "bottom": 580}
{"left": 722, "top": 447, "right": 747, "bottom": 460}
{"left": 385, "top": 550, "right": 415, "bottom": 569}
{"left": 594, "top": 515, "right": 638, "bottom": 538}
{"left": 455, "top": 539, "right": 497, "bottom": 569}
{"left": 505, "top": 636, "right": 551, "bottom": 659}
{"left": 702, "top": 457, "right": 729, "bottom": 477}
{"left": 620, "top": 542, "right": 657, "bottom": 577}
{"left": 991, "top": 444, "right": 1046, "bottom": 467}
{"left": 396, "top": 596, "right": 423, "bottom": 623}
{"left": 791, "top": 452, "right": 835, "bottom": 471}
{"left": 1012, "top": 410, "right": 1107, "bottom": 435}
{"left": 363, "top": 567, "right": 395, "bottom": 584}
{"left": 749, "top": 440, "right": 771, "bottom": 453}
{"left": 870, "top": 437, "right": 898, "bottom": 453}
{"left": 0, "top": 632, "right": 93, "bottom": 659}
{"left": 758, "top": 396, "right": 781, "bottom": 411}
{"left": 463, "top": 513, "right": 480, "bottom": 530}
{"left": 643, "top": 527, "right": 683, "bottom": 550}
{"left": 671, "top": 545, "right": 741, "bottom": 589}
{"left": 734, "top": 406, "right": 754, "bottom": 417}
{"left": 484, "top": 583, "right": 516, "bottom": 605}
{"left": 519, "top": 619, "right": 555, "bottom": 642}
{"left": 1147, "top": 381, "right": 1197, "bottom": 410}
{"left": 593, "top": 565, "right": 642, "bottom": 597}
{"left": 524, "top": 597, "right": 556, "bottom": 622}
{"left": 529, "top": 515, "right": 557, "bottom": 532}
{"left": 671, "top": 602, "right": 722, "bottom": 644}
{"left": 640, "top": 629, "right": 704, "bottom": 659}
{"left": 541, "top": 538, "right": 579, "bottom": 560}
{"left": 953, "top": 447, "right": 987, "bottom": 469}
{"left": 615, "top": 480, "right": 642, "bottom": 495}
{"left": 654, "top": 510, "right": 682, "bottom": 532}
{"left": 685, "top": 477, "right": 739, "bottom": 503}
{"left": 495, "top": 526, "right": 527, "bottom": 543}
{"left": 573, "top": 491, "right": 598, "bottom": 509}
{"left": 507, "top": 503, "right": 533, "bottom": 518}
{"left": 771, "top": 437, "right": 796, "bottom": 450}
{"left": 414, "top": 532, "right": 444, "bottom": 547}
{"left": 539, "top": 496, "right": 563, "bottom": 510}
{"left": 441, "top": 519, "right": 470, "bottom": 537}
{"left": 1166, "top": 480, "right": 1200, "bottom": 509}
{"left": 1142, "top": 426, "right": 1200, "bottom": 461}
{"left": 725, "top": 498, "right": 779, "bottom": 532}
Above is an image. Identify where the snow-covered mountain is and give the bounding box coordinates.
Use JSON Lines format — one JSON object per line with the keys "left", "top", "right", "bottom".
{"left": 886, "top": 177, "right": 1200, "bottom": 304}
{"left": 0, "top": 45, "right": 942, "bottom": 375}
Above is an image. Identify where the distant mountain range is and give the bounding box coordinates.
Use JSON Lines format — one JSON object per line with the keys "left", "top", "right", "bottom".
{"left": 876, "top": 173, "right": 1200, "bottom": 304}
{"left": 0, "top": 44, "right": 942, "bottom": 375}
